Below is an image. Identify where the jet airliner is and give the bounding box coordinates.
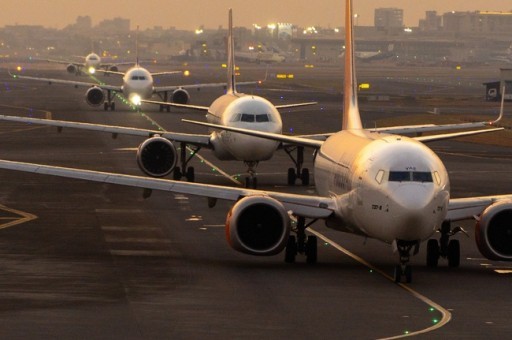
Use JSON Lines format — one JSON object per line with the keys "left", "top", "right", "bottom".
{"left": 45, "top": 52, "right": 132, "bottom": 76}
{"left": 2, "top": 10, "right": 316, "bottom": 188}
{"left": 0, "top": 1, "right": 511, "bottom": 283}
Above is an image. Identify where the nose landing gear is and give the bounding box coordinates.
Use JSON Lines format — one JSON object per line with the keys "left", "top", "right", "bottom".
{"left": 392, "top": 240, "right": 419, "bottom": 283}
{"left": 244, "top": 161, "right": 259, "bottom": 188}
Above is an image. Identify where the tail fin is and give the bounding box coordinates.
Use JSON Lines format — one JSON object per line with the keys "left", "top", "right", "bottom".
{"left": 227, "top": 9, "right": 236, "bottom": 94}
{"left": 135, "top": 25, "right": 140, "bottom": 66}
{"left": 342, "top": 0, "right": 363, "bottom": 130}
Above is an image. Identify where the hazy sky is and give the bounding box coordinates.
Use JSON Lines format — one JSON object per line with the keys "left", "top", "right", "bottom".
{"left": 1, "top": 0, "right": 511, "bottom": 30}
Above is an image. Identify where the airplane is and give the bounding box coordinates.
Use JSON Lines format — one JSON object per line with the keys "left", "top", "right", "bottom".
{"left": 0, "top": 1, "right": 511, "bottom": 283}
{"left": 2, "top": 10, "right": 317, "bottom": 188}
{"left": 11, "top": 28, "right": 257, "bottom": 112}
{"left": 44, "top": 52, "right": 133, "bottom": 76}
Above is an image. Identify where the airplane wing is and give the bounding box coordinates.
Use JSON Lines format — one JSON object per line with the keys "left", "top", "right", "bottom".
{"left": 0, "top": 159, "right": 335, "bottom": 219}
{"left": 153, "top": 80, "right": 260, "bottom": 94}
{"left": 150, "top": 71, "right": 182, "bottom": 77}
{"left": 140, "top": 100, "right": 209, "bottom": 111}
{"left": 0, "top": 114, "right": 212, "bottom": 147}
{"left": 182, "top": 119, "right": 503, "bottom": 148}
{"left": 9, "top": 72, "right": 122, "bottom": 92}
{"left": 274, "top": 102, "right": 318, "bottom": 110}
{"left": 140, "top": 99, "right": 317, "bottom": 112}
{"left": 182, "top": 119, "right": 324, "bottom": 148}
{"left": 447, "top": 195, "right": 512, "bottom": 221}
{"left": 44, "top": 58, "right": 82, "bottom": 66}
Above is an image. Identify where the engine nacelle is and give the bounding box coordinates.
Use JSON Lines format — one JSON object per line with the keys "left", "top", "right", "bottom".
{"left": 109, "top": 66, "right": 118, "bottom": 72}
{"left": 136, "top": 137, "right": 177, "bottom": 177}
{"left": 475, "top": 200, "right": 512, "bottom": 261}
{"left": 85, "top": 86, "right": 105, "bottom": 106}
{"left": 66, "top": 64, "right": 77, "bottom": 74}
{"left": 225, "top": 196, "right": 290, "bottom": 256}
{"left": 171, "top": 88, "right": 190, "bottom": 104}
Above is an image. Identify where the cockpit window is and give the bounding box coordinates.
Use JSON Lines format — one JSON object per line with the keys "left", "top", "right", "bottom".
{"left": 375, "top": 170, "right": 385, "bottom": 184}
{"left": 412, "top": 172, "right": 433, "bottom": 182}
{"left": 241, "top": 114, "right": 255, "bottom": 122}
{"left": 389, "top": 171, "right": 410, "bottom": 182}
{"left": 130, "top": 75, "right": 146, "bottom": 81}
{"left": 389, "top": 171, "right": 433, "bottom": 183}
{"left": 231, "top": 113, "right": 273, "bottom": 123}
{"left": 255, "top": 114, "right": 270, "bottom": 122}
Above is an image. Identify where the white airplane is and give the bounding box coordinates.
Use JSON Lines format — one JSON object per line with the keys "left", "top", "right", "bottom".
{"left": 45, "top": 52, "right": 133, "bottom": 76}
{"left": 0, "top": 2, "right": 511, "bottom": 283}
{"left": 2, "top": 10, "right": 316, "bottom": 188}
{"left": 12, "top": 31, "right": 256, "bottom": 112}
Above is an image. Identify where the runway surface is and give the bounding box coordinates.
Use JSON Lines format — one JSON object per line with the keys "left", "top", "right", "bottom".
{"left": 0, "top": 61, "right": 510, "bottom": 339}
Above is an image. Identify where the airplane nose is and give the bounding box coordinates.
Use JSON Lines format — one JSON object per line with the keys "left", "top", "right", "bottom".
{"left": 390, "top": 184, "right": 437, "bottom": 239}
{"left": 392, "top": 184, "right": 432, "bottom": 211}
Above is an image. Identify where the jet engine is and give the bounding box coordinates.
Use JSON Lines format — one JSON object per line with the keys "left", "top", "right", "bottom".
{"left": 225, "top": 196, "right": 290, "bottom": 256}
{"left": 136, "top": 137, "right": 177, "bottom": 177}
{"left": 66, "top": 64, "right": 78, "bottom": 74}
{"left": 475, "top": 200, "right": 512, "bottom": 261}
{"left": 171, "top": 89, "right": 190, "bottom": 104}
{"left": 85, "top": 86, "right": 105, "bottom": 106}
{"left": 109, "top": 66, "right": 119, "bottom": 72}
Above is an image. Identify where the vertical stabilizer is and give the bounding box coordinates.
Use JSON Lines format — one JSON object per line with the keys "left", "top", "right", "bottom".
{"left": 135, "top": 25, "right": 140, "bottom": 66}
{"left": 342, "top": 0, "right": 363, "bottom": 130}
{"left": 227, "top": 9, "right": 237, "bottom": 94}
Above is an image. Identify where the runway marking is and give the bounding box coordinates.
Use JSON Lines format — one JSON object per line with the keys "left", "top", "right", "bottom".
{"left": 494, "top": 270, "right": 512, "bottom": 274}
{"left": 101, "top": 226, "right": 162, "bottom": 231}
{"left": 0, "top": 205, "right": 37, "bottom": 230}
{"left": 105, "top": 237, "right": 171, "bottom": 243}
{"left": 309, "top": 229, "right": 451, "bottom": 339}
{"left": 109, "top": 250, "right": 170, "bottom": 257}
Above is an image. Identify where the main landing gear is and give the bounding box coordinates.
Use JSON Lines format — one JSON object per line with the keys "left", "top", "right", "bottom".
{"left": 103, "top": 90, "right": 116, "bottom": 111}
{"left": 426, "top": 221, "right": 463, "bottom": 268}
{"left": 285, "top": 216, "right": 318, "bottom": 264}
{"left": 393, "top": 240, "right": 419, "bottom": 283}
{"left": 284, "top": 145, "right": 310, "bottom": 186}
{"left": 173, "top": 142, "right": 200, "bottom": 182}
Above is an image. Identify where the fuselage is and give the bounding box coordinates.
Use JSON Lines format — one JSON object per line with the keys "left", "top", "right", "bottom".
{"left": 122, "top": 66, "right": 154, "bottom": 103}
{"left": 315, "top": 130, "right": 450, "bottom": 243}
{"left": 84, "top": 53, "right": 101, "bottom": 72}
{"left": 206, "top": 93, "right": 281, "bottom": 162}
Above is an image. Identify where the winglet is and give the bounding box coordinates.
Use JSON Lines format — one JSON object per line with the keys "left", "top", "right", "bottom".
{"left": 342, "top": 0, "right": 363, "bottom": 130}
{"left": 489, "top": 85, "right": 506, "bottom": 125}
{"left": 227, "top": 9, "right": 237, "bottom": 94}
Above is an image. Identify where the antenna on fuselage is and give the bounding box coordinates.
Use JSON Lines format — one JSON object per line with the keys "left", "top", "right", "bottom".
{"left": 227, "top": 9, "right": 237, "bottom": 94}
{"left": 342, "top": 0, "right": 363, "bottom": 131}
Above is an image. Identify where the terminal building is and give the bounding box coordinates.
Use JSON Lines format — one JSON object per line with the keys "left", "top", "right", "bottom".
{"left": 483, "top": 69, "right": 512, "bottom": 101}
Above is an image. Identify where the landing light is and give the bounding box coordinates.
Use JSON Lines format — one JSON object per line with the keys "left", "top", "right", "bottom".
{"left": 183, "top": 70, "right": 190, "bottom": 77}
{"left": 88, "top": 67, "right": 96, "bottom": 74}
{"left": 130, "top": 94, "right": 142, "bottom": 106}
{"left": 16, "top": 66, "right": 22, "bottom": 72}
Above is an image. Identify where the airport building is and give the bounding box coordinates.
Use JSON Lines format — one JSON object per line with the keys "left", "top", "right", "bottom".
{"left": 483, "top": 69, "right": 512, "bottom": 101}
